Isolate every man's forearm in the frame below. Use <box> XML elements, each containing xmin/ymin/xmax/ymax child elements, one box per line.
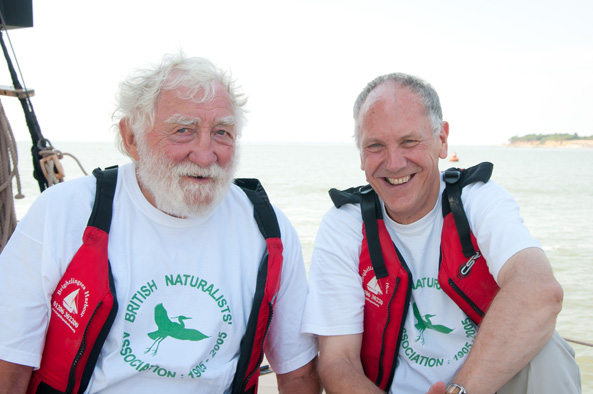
<box><xmin>450</xmin><ymin>249</ymin><xmax>562</xmax><ymax>393</ymax></box>
<box><xmin>319</xmin><ymin>358</ymin><xmax>383</xmax><ymax>394</ymax></box>
<box><xmin>0</xmin><ymin>360</ymin><xmax>33</xmax><ymax>394</ymax></box>
<box><xmin>318</xmin><ymin>334</ymin><xmax>384</xmax><ymax>393</ymax></box>
<box><xmin>277</xmin><ymin>357</ymin><xmax>322</xmax><ymax>394</ymax></box>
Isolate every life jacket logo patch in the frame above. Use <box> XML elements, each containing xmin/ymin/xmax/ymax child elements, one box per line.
<box><xmin>51</xmin><ymin>277</ymin><xmax>91</xmax><ymax>333</ymax></box>
<box><xmin>361</xmin><ymin>270</ymin><xmax>389</xmax><ymax>308</ymax></box>
<box><xmin>63</xmin><ymin>288</ymin><xmax>80</xmax><ymax>314</ymax></box>
<box><xmin>366</xmin><ymin>276</ymin><xmax>383</xmax><ymax>296</ymax></box>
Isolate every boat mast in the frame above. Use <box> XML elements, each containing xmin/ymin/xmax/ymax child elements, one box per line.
<box><xmin>0</xmin><ymin>1</ymin><xmax>51</xmax><ymax>192</ymax></box>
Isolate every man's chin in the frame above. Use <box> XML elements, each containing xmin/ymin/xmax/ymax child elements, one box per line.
<box><xmin>158</xmin><ymin>181</ymin><xmax>232</xmax><ymax>218</ymax></box>
<box><xmin>156</xmin><ymin>199</ymin><xmax>216</xmax><ymax>218</ymax></box>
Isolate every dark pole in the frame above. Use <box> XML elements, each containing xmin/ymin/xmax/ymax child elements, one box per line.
<box><xmin>0</xmin><ymin>28</ymin><xmax>48</xmax><ymax>191</ymax></box>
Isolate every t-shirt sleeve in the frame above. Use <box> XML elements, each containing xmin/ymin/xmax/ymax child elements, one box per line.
<box><xmin>0</xmin><ymin>178</ymin><xmax>94</xmax><ymax>368</ymax></box>
<box><xmin>464</xmin><ymin>180</ymin><xmax>542</xmax><ymax>282</ymax></box>
<box><xmin>0</xmin><ymin>190</ymin><xmax>58</xmax><ymax>368</ymax></box>
<box><xmin>301</xmin><ymin>204</ymin><xmax>366</xmax><ymax>336</ymax></box>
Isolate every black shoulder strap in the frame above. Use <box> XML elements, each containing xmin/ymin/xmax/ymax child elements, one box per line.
<box><xmin>442</xmin><ymin>162</ymin><xmax>493</xmax><ymax>257</ymax></box>
<box><xmin>329</xmin><ymin>184</ymin><xmax>389</xmax><ymax>278</ymax></box>
<box><xmin>89</xmin><ymin>166</ymin><xmax>118</xmax><ymax>233</ymax></box>
<box><xmin>233</xmin><ymin>178</ymin><xmax>280</xmax><ymax>239</ymax></box>
<box><xmin>231</xmin><ymin>178</ymin><xmax>281</xmax><ymax>394</ymax></box>
<box><xmin>360</xmin><ymin>188</ymin><xmax>389</xmax><ymax>279</ymax></box>
<box><xmin>329</xmin><ymin>185</ymin><xmax>366</xmax><ymax>208</ymax></box>
<box><xmin>79</xmin><ymin>166</ymin><xmax>119</xmax><ymax>392</ymax></box>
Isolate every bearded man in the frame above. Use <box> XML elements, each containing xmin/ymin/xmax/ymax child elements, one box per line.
<box><xmin>0</xmin><ymin>54</ymin><xmax>320</xmax><ymax>394</ymax></box>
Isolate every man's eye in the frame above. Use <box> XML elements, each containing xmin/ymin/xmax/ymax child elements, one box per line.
<box><xmin>177</xmin><ymin>127</ymin><xmax>190</xmax><ymax>134</ymax></box>
<box><xmin>216</xmin><ymin>129</ymin><xmax>229</xmax><ymax>136</ymax></box>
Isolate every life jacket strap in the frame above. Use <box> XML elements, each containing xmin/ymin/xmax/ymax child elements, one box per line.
<box><xmin>88</xmin><ymin>166</ymin><xmax>118</xmax><ymax>233</ymax></box>
<box><xmin>442</xmin><ymin>162</ymin><xmax>493</xmax><ymax>258</ymax></box>
<box><xmin>360</xmin><ymin>188</ymin><xmax>389</xmax><ymax>279</ymax></box>
<box><xmin>230</xmin><ymin>178</ymin><xmax>283</xmax><ymax>394</ymax></box>
<box><xmin>234</xmin><ymin>178</ymin><xmax>281</xmax><ymax>239</ymax></box>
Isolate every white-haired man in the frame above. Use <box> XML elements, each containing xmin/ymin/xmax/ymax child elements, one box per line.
<box><xmin>302</xmin><ymin>73</ymin><xmax>580</xmax><ymax>393</ymax></box>
<box><xmin>0</xmin><ymin>54</ymin><xmax>320</xmax><ymax>394</ymax></box>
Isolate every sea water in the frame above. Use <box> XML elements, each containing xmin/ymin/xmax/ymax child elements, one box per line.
<box><xmin>10</xmin><ymin>141</ymin><xmax>593</xmax><ymax>390</ymax></box>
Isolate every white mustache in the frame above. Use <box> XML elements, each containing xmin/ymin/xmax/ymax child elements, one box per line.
<box><xmin>172</xmin><ymin>162</ymin><xmax>226</xmax><ymax>179</ymax></box>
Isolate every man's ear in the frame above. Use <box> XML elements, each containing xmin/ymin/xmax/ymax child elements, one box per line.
<box><xmin>119</xmin><ymin>118</ymin><xmax>140</xmax><ymax>161</ymax></box>
<box><xmin>438</xmin><ymin>121</ymin><xmax>449</xmax><ymax>160</ymax></box>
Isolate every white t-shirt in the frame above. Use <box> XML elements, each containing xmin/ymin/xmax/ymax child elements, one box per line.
<box><xmin>302</xmin><ymin>175</ymin><xmax>541</xmax><ymax>394</ymax></box>
<box><xmin>0</xmin><ymin>163</ymin><xmax>317</xmax><ymax>393</ymax></box>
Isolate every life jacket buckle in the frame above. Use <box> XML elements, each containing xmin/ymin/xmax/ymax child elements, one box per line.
<box><xmin>443</xmin><ymin>168</ymin><xmax>461</xmax><ymax>184</ymax></box>
<box><xmin>360</xmin><ymin>185</ymin><xmax>374</xmax><ymax>195</ymax></box>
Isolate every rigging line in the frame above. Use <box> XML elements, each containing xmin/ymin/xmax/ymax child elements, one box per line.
<box><xmin>0</xmin><ymin>10</ymin><xmax>36</xmax><ymax>118</ymax></box>
<box><xmin>564</xmin><ymin>337</ymin><xmax>593</xmax><ymax>348</ymax></box>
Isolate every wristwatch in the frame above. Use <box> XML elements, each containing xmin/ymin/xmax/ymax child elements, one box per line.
<box><xmin>445</xmin><ymin>383</ymin><xmax>467</xmax><ymax>394</ymax></box>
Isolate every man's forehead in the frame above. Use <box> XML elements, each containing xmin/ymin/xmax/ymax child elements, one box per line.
<box><xmin>360</xmin><ymin>83</ymin><xmax>427</xmax><ymax>126</ymax></box>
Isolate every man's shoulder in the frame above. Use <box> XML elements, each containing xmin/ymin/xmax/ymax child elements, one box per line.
<box><xmin>315</xmin><ymin>202</ymin><xmax>363</xmax><ymax>243</ymax></box>
<box><xmin>460</xmin><ymin>178</ymin><xmax>512</xmax><ymax>208</ymax></box>
<box><xmin>31</xmin><ymin>173</ymin><xmax>96</xmax><ymax>212</ymax></box>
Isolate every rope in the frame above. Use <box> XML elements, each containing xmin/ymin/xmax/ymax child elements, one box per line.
<box><xmin>564</xmin><ymin>337</ymin><xmax>593</xmax><ymax>348</ymax></box>
<box><xmin>0</xmin><ymin>98</ymin><xmax>23</xmax><ymax>252</ymax></box>
<box><xmin>61</xmin><ymin>152</ymin><xmax>88</xmax><ymax>176</ymax></box>
<box><xmin>38</xmin><ymin>148</ymin><xmax>88</xmax><ymax>184</ymax></box>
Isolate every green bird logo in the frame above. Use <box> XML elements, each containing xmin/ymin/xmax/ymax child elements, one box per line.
<box><xmin>412</xmin><ymin>302</ymin><xmax>454</xmax><ymax>345</ymax></box>
<box><xmin>145</xmin><ymin>303</ymin><xmax>209</xmax><ymax>356</ymax></box>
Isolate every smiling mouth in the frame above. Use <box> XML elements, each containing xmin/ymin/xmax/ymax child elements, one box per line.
<box><xmin>385</xmin><ymin>175</ymin><xmax>411</xmax><ymax>185</ymax></box>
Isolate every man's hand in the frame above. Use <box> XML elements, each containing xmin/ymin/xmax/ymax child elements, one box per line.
<box><xmin>426</xmin><ymin>381</ymin><xmax>447</xmax><ymax>394</ymax></box>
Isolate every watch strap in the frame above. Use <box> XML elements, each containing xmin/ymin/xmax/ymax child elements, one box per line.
<box><xmin>446</xmin><ymin>383</ymin><xmax>467</xmax><ymax>394</ymax></box>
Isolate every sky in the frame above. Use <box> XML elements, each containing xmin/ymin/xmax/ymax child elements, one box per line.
<box><xmin>0</xmin><ymin>0</ymin><xmax>592</xmax><ymax>147</ymax></box>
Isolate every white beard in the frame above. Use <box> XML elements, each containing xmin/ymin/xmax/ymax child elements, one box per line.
<box><xmin>135</xmin><ymin>140</ymin><xmax>237</xmax><ymax>218</ymax></box>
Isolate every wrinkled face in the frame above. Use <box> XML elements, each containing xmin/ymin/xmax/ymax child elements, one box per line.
<box><xmin>359</xmin><ymin>82</ymin><xmax>448</xmax><ymax>224</ymax></box>
<box><xmin>122</xmin><ymin>83</ymin><xmax>238</xmax><ymax>217</ymax></box>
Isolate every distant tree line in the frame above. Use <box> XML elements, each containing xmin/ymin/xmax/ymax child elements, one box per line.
<box><xmin>509</xmin><ymin>133</ymin><xmax>593</xmax><ymax>143</ymax></box>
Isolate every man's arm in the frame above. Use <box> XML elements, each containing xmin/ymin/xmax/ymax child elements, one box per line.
<box><xmin>434</xmin><ymin>247</ymin><xmax>563</xmax><ymax>394</ymax></box>
<box><xmin>276</xmin><ymin>356</ymin><xmax>322</xmax><ymax>394</ymax></box>
<box><xmin>318</xmin><ymin>334</ymin><xmax>383</xmax><ymax>394</ymax></box>
<box><xmin>0</xmin><ymin>360</ymin><xmax>33</xmax><ymax>394</ymax></box>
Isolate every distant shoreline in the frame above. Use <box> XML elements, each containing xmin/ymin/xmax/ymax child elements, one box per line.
<box><xmin>506</xmin><ymin>140</ymin><xmax>593</xmax><ymax>148</ymax></box>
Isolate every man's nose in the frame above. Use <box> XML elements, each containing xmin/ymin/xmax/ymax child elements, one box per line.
<box><xmin>385</xmin><ymin>145</ymin><xmax>406</xmax><ymax>170</ymax></box>
<box><xmin>188</xmin><ymin>131</ymin><xmax>216</xmax><ymax>167</ymax></box>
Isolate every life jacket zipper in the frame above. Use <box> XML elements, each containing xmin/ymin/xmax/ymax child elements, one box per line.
<box><xmin>241</xmin><ymin>301</ymin><xmax>274</xmax><ymax>393</ymax></box>
<box><xmin>447</xmin><ymin>279</ymin><xmax>484</xmax><ymax>321</ymax></box>
<box><xmin>375</xmin><ymin>277</ymin><xmax>399</xmax><ymax>387</ymax></box>
<box><xmin>65</xmin><ymin>301</ymin><xmax>102</xmax><ymax>394</ymax></box>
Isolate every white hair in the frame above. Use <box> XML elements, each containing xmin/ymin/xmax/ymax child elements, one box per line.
<box><xmin>353</xmin><ymin>73</ymin><xmax>443</xmax><ymax>148</ymax></box>
<box><xmin>113</xmin><ymin>53</ymin><xmax>247</xmax><ymax>157</ymax></box>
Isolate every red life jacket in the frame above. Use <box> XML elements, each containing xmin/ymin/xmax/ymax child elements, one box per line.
<box><xmin>28</xmin><ymin>168</ymin><xmax>283</xmax><ymax>394</ymax></box>
<box><xmin>329</xmin><ymin>162</ymin><xmax>500</xmax><ymax>391</ymax></box>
